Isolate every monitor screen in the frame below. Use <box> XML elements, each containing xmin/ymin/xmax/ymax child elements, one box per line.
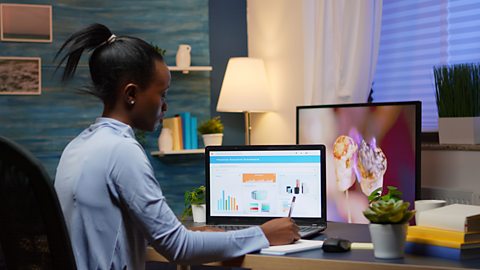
<box><xmin>207</xmin><ymin>149</ymin><xmax>323</xmax><ymax>218</ymax></box>
<box><xmin>205</xmin><ymin>145</ymin><xmax>327</xmax><ymax>227</ymax></box>
<box><xmin>296</xmin><ymin>101</ymin><xmax>421</xmax><ymax>224</ymax></box>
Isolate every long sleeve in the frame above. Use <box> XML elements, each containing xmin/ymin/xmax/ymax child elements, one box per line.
<box><xmin>110</xmin><ymin>140</ymin><xmax>270</xmax><ymax>264</ymax></box>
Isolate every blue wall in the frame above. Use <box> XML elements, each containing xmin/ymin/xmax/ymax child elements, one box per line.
<box><xmin>0</xmin><ymin>0</ymin><xmax>213</xmax><ymax>214</ymax></box>
<box><xmin>209</xmin><ymin>0</ymin><xmax>248</xmax><ymax>145</ymax></box>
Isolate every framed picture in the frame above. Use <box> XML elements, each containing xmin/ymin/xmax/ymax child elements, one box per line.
<box><xmin>0</xmin><ymin>4</ymin><xmax>52</xmax><ymax>42</ymax></box>
<box><xmin>0</xmin><ymin>57</ymin><xmax>41</xmax><ymax>95</ymax></box>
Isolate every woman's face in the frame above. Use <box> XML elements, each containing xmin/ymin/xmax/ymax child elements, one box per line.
<box><xmin>132</xmin><ymin>60</ymin><xmax>171</xmax><ymax>131</ymax></box>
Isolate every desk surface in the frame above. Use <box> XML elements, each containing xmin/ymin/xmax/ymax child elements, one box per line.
<box><xmin>146</xmin><ymin>222</ymin><xmax>480</xmax><ymax>270</ymax></box>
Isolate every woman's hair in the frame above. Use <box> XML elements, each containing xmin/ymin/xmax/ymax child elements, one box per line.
<box><xmin>55</xmin><ymin>23</ymin><xmax>164</xmax><ymax>104</ymax></box>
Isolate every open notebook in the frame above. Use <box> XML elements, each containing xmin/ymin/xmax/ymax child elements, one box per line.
<box><xmin>204</xmin><ymin>145</ymin><xmax>327</xmax><ymax>238</ymax></box>
<box><xmin>260</xmin><ymin>239</ymin><xmax>324</xmax><ymax>255</ymax></box>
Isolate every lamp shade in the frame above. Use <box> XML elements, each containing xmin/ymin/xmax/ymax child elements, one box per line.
<box><xmin>216</xmin><ymin>57</ymin><xmax>274</xmax><ymax>112</ymax></box>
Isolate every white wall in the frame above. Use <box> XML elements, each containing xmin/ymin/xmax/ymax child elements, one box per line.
<box><xmin>422</xmin><ymin>150</ymin><xmax>480</xmax><ymax>195</ymax></box>
<box><xmin>247</xmin><ymin>0</ymin><xmax>480</xmax><ymax>198</ymax></box>
<box><xmin>247</xmin><ymin>0</ymin><xmax>307</xmax><ymax>144</ymax></box>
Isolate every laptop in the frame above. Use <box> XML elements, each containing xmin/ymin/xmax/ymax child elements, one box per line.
<box><xmin>205</xmin><ymin>144</ymin><xmax>327</xmax><ymax>238</ymax></box>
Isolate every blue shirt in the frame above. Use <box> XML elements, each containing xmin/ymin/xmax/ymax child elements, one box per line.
<box><xmin>55</xmin><ymin>118</ymin><xmax>269</xmax><ymax>270</ymax></box>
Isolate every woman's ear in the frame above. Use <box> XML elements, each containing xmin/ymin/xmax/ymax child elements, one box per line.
<box><xmin>123</xmin><ymin>83</ymin><xmax>139</xmax><ymax>106</ymax></box>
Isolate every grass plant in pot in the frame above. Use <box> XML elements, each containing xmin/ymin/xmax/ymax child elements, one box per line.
<box><xmin>363</xmin><ymin>186</ymin><xmax>415</xmax><ymax>259</ymax></box>
<box><xmin>198</xmin><ymin>116</ymin><xmax>224</xmax><ymax>146</ymax></box>
<box><xmin>182</xmin><ymin>185</ymin><xmax>206</xmax><ymax>223</ymax></box>
<box><xmin>434</xmin><ymin>63</ymin><xmax>480</xmax><ymax>144</ymax></box>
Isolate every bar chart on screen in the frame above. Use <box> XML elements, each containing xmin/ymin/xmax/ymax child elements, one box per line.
<box><xmin>217</xmin><ymin>190</ymin><xmax>239</xmax><ymax>212</ymax></box>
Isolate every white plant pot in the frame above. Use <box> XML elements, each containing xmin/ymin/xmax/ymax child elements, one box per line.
<box><xmin>202</xmin><ymin>133</ymin><xmax>223</xmax><ymax>146</ymax></box>
<box><xmin>192</xmin><ymin>204</ymin><xmax>206</xmax><ymax>223</ymax></box>
<box><xmin>438</xmin><ymin>117</ymin><xmax>480</xmax><ymax>144</ymax></box>
<box><xmin>369</xmin><ymin>223</ymin><xmax>408</xmax><ymax>259</ymax></box>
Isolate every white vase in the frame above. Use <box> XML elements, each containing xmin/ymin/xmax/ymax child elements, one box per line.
<box><xmin>192</xmin><ymin>204</ymin><xmax>206</xmax><ymax>223</ymax></box>
<box><xmin>176</xmin><ymin>44</ymin><xmax>191</xmax><ymax>68</ymax></box>
<box><xmin>202</xmin><ymin>133</ymin><xmax>223</xmax><ymax>146</ymax></box>
<box><xmin>369</xmin><ymin>223</ymin><xmax>408</xmax><ymax>259</ymax></box>
<box><xmin>438</xmin><ymin>117</ymin><xmax>480</xmax><ymax>144</ymax></box>
<box><xmin>158</xmin><ymin>128</ymin><xmax>173</xmax><ymax>152</ymax></box>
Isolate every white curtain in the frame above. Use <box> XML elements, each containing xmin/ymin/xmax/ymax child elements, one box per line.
<box><xmin>304</xmin><ymin>0</ymin><xmax>383</xmax><ymax>105</ymax></box>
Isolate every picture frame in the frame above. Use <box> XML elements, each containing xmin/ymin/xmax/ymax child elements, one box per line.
<box><xmin>0</xmin><ymin>57</ymin><xmax>41</xmax><ymax>95</ymax></box>
<box><xmin>0</xmin><ymin>4</ymin><xmax>52</xmax><ymax>43</ymax></box>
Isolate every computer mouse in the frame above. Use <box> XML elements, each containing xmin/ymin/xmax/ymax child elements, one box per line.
<box><xmin>322</xmin><ymin>237</ymin><xmax>351</xmax><ymax>252</ymax></box>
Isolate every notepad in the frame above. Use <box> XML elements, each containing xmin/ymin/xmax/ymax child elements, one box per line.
<box><xmin>260</xmin><ymin>239</ymin><xmax>324</xmax><ymax>255</ymax></box>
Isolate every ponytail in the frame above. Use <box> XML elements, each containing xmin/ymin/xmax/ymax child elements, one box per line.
<box><xmin>55</xmin><ymin>23</ymin><xmax>163</xmax><ymax>104</ymax></box>
<box><xmin>55</xmin><ymin>24</ymin><xmax>112</xmax><ymax>81</ymax></box>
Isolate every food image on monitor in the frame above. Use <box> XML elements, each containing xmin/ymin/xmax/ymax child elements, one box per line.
<box><xmin>297</xmin><ymin>101</ymin><xmax>419</xmax><ymax>224</ymax></box>
<box><xmin>356</xmin><ymin>139</ymin><xmax>387</xmax><ymax>196</ymax></box>
<box><xmin>333</xmin><ymin>135</ymin><xmax>359</xmax><ymax>223</ymax></box>
<box><xmin>333</xmin><ymin>135</ymin><xmax>358</xmax><ymax>192</ymax></box>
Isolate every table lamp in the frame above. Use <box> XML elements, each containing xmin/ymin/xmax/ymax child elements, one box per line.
<box><xmin>216</xmin><ymin>57</ymin><xmax>274</xmax><ymax>145</ymax></box>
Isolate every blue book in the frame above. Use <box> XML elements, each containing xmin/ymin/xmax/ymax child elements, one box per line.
<box><xmin>180</xmin><ymin>112</ymin><xmax>191</xmax><ymax>149</ymax></box>
<box><xmin>191</xmin><ymin>116</ymin><xmax>198</xmax><ymax>149</ymax></box>
<box><xmin>405</xmin><ymin>242</ymin><xmax>480</xmax><ymax>260</ymax></box>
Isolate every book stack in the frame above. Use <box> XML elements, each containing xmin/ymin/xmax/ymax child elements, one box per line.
<box><xmin>405</xmin><ymin>204</ymin><xmax>480</xmax><ymax>260</ymax></box>
<box><xmin>178</xmin><ymin>112</ymin><xmax>198</xmax><ymax>150</ymax></box>
<box><xmin>162</xmin><ymin>113</ymin><xmax>198</xmax><ymax>151</ymax></box>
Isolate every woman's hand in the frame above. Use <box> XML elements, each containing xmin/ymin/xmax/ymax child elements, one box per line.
<box><xmin>260</xmin><ymin>217</ymin><xmax>300</xmax><ymax>245</ymax></box>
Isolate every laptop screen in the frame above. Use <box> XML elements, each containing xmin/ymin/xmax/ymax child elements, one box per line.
<box><xmin>205</xmin><ymin>145</ymin><xmax>326</xmax><ymax>225</ymax></box>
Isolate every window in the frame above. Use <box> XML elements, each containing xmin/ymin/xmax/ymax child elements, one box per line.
<box><xmin>373</xmin><ymin>0</ymin><xmax>480</xmax><ymax>131</ymax></box>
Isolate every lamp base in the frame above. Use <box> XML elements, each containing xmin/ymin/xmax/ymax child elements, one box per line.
<box><xmin>244</xmin><ymin>111</ymin><xmax>251</xmax><ymax>145</ymax></box>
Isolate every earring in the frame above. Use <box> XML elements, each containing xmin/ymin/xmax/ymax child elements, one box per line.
<box><xmin>130</xmin><ymin>100</ymin><xmax>135</xmax><ymax>105</ymax></box>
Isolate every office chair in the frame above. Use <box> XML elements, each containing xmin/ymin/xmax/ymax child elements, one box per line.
<box><xmin>0</xmin><ymin>136</ymin><xmax>77</xmax><ymax>270</ymax></box>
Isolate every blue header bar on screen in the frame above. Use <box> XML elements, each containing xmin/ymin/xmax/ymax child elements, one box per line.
<box><xmin>210</xmin><ymin>155</ymin><xmax>320</xmax><ymax>163</ymax></box>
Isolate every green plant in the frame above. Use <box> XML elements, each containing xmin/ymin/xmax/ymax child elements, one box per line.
<box><xmin>197</xmin><ymin>116</ymin><xmax>224</xmax><ymax>134</ymax></box>
<box><xmin>134</xmin><ymin>128</ymin><xmax>147</xmax><ymax>147</ymax></box>
<box><xmin>363</xmin><ymin>186</ymin><xmax>415</xmax><ymax>224</ymax></box>
<box><xmin>181</xmin><ymin>185</ymin><xmax>206</xmax><ymax>220</ymax></box>
<box><xmin>152</xmin><ymin>44</ymin><xmax>166</xmax><ymax>57</ymax></box>
<box><xmin>434</xmin><ymin>63</ymin><xmax>480</xmax><ymax>117</ymax></box>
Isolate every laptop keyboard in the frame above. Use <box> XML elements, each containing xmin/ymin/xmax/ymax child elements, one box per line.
<box><xmin>214</xmin><ymin>225</ymin><xmax>251</xmax><ymax>231</ymax></box>
<box><xmin>298</xmin><ymin>226</ymin><xmax>323</xmax><ymax>238</ymax></box>
<box><xmin>212</xmin><ymin>225</ymin><xmax>323</xmax><ymax>238</ymax></box>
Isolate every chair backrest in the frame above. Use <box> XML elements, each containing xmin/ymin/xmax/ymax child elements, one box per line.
<box><xmin>0</xmin><ymin>136</ymin><xmax>76</xmax><ymax>270</ymax></box>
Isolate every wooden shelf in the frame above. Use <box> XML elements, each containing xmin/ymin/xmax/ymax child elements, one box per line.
<box><xmin>151</xmin><ymin>149</ymin><xmax>204</xmax><ymax>156</ymax></box>
<box><xmin>167</xmin><ymin>66</ymin><xmax>212</xmax><ymax>74</ymax></box>
<box><xmin>422</xmin><ymin>143</ymin><xmax>480</xmax><ymax>151</ymax></box>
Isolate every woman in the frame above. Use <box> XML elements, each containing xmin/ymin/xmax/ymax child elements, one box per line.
<box><xmin>54</xmin><ymin>24</ymin><xmax>299</xmax><ymax>270</ymax></box>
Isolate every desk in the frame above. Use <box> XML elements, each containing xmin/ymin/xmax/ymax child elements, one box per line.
<box><xmin>146</xmin><ymin>222</ymin><xmax>480</xmax><ymax>270</ymax></box>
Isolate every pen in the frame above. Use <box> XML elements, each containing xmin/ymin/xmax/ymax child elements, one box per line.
<box><xmin>288</xmin><ymin>196</ymin><xmax>296</xmax><ymax>217</ymax></box>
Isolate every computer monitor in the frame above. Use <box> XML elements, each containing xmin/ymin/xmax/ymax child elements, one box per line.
<box><xmin>296</xmin><ymin>101</ymin><xmax>421</xmax><ymax>224</ymax></box>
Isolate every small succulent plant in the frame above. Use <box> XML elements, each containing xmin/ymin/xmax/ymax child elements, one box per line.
<box><xmin>197</xmin><ymin>116</ymin><xmax>224</xmax><ymax>134</ymax></box>
<box><xmin>363</xmin><ymin>186</ymin><xmax>415</xmax><ymax>224</ymax></box>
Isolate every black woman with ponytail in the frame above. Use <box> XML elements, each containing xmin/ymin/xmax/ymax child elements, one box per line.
<box><xmin>54</xmin><ymin>24</ymin><xmax>299</xmax><ymax>270</ymax></box>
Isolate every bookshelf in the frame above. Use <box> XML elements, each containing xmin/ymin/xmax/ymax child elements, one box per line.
<box><xmin>151</xmin><ymin>149</ymin><xmax>204</xmax><ymax>157</ymax></box>
<box><xmin>152</xmin><ymin>65</ymin><xmax>212</xmax><ymax>157</ymax></box>
<box><xmin>167</xmin><ymin>66</ymin><xmax>212</xmax><ymax>74</ymax></box>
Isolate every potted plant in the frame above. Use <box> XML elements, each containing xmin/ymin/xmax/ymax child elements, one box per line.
<box><xmin>434</xmin><ymin>63</ymin><xmax>480</xmax><ymax>144</ymax></box>
<box><xmin>363</xmin><ymin>186</ymin><xmax>415</xmax><ymax>259</ymax></box>
<box><xmin>197</xmin><ymin>116</ymin><xmax>224</xmax><ymax>146</ymax></box>
<box><xmin>152</xmin><ymin>44</ymin><xmax>166</xmax><ymax>56</ymax></box>
<box><xmin>182</xmin><ymin>185</ymin><xmax>206</xmax><ymax>223</ymax></box>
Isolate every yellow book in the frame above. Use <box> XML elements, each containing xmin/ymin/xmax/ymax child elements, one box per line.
<box><xmin>162</xmin><ymin>117</ymin><xmax>183</xmax><ymax>150</ymax></box>
<box><xmin>408</xmin><ymin>226</ymin><xmax>480</xmax><ymax>243</ymax></box>
<box><xmin>173</xmin><ymin>116</ymin><xmax>184</xmax><ymax>150</ymax></box>
<box><xmin>406</xmin><ymin>236</ymin><xmax>480</xmax><ymax>249</ymax></box>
